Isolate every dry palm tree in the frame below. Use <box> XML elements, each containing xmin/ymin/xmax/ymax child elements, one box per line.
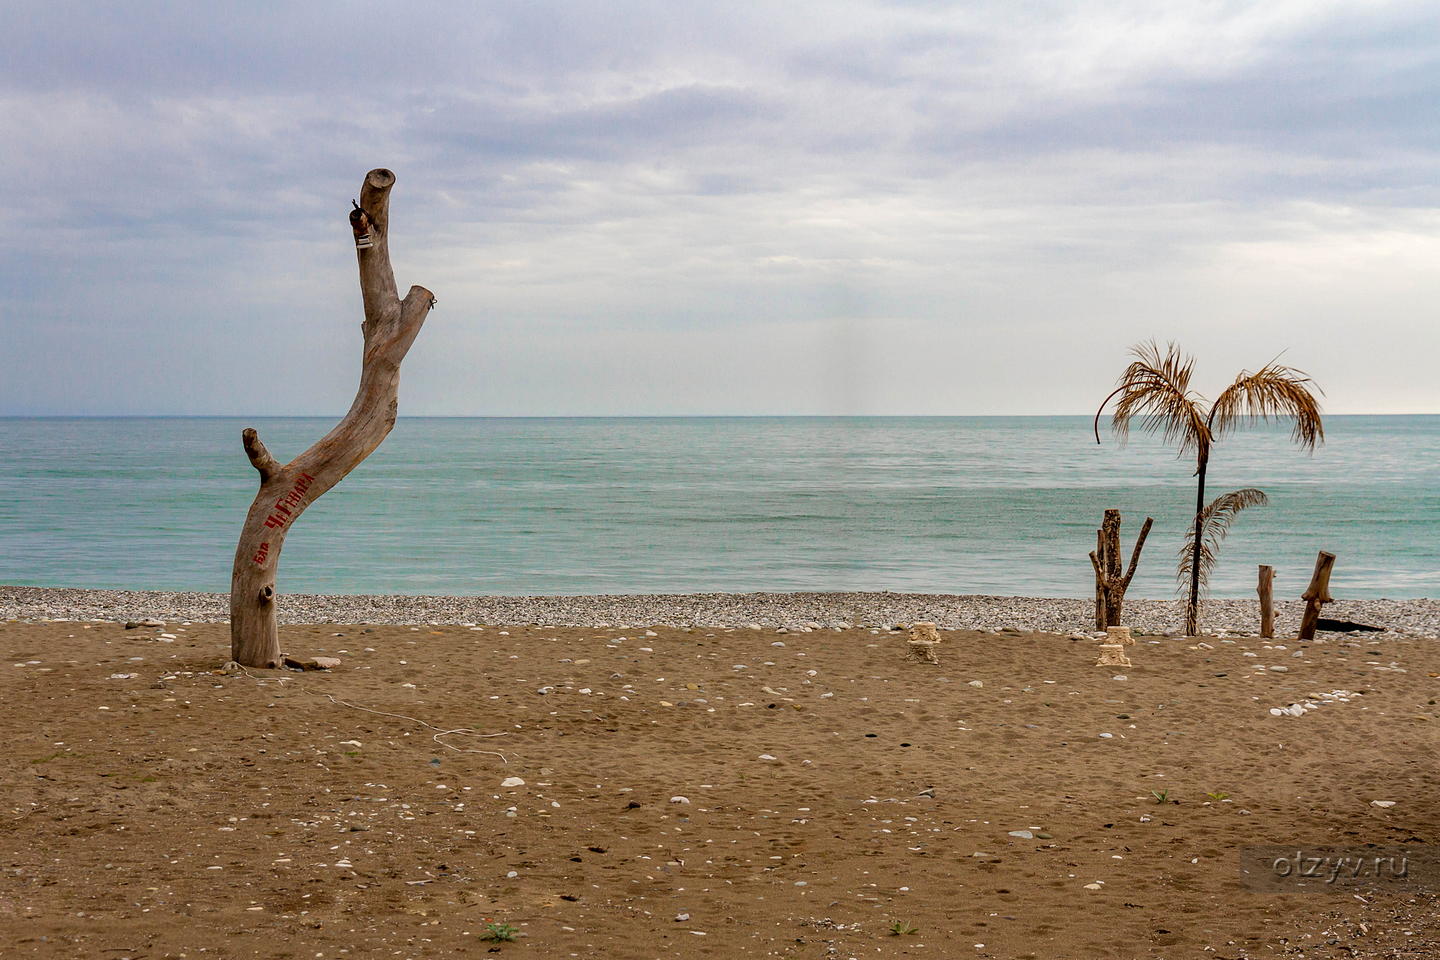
<box><xmin>1094</xmin><ymin>341</ymin><xmax>1324</xmax><ymax>635</ymax></box>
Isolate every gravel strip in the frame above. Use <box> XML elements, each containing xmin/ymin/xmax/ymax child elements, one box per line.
<box><xmin>3</xmin><ymin>585</ymin><xmax>1437</xmax><ymax>636</ymax></box>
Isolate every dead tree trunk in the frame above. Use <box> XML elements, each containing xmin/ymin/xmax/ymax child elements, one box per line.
<box><xmin>1088</xmin><ymin>509</ymin><xmax>1154</xmax><ymax>629</ymax></box>
<box><xmin>229</xmin><ymin>168</ymin><xmax>434</xmax><ymax>667</ymax></box>
<box><xmin>1257</xmin><ymin>564</ymin><xmax>1275</xmax><ymax>639</ymax></box>
<box><xmin>1297</xmin><ymin>551</ymin><xmax>1336</xmax><ymax>641</ymax></box>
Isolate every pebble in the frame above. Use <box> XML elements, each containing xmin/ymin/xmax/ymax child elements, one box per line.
<box><xmin>1372</xmin><ymin>800</ymin><xmax>1397</xmax><ymax>808</ymax></box>
<box><xmin>8</xmin><ymin>587</ymin><xmax>1432</xmax><ymax>635</ymax></box>
<box><xmin>500</xmin><ymin>777</ymin><xmax>525</xmax><ymax>788</ymax></box>
<box><xmin>1008</xmin><ymin>830</ymin><xmax>1034</xmax><ymax>839</ymax></box>
<box><xmin>968</xmin><ymin>680</ymin><xmax>984</xmax><ymax>688</ymax></box>
<box><xmin>669</xmin><ymin>796</ymin><xmax>690</xmax><ymax>804</ymax></box>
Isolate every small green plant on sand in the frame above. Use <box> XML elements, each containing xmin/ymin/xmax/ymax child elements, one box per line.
<box><xmin>889</xmin><ymin>920</ymin><xmax>919</xmax><ymax>936</ymax></box>
<box><xmin>1151</xmin><ymin>789</ymin><xmax>1171</xmax><ymax>804</ymax></box>
<box><xmin>480</xmin><ymin>920</ymin><xmax>518</xmax><ymax>942</ymax></box>
<box><xmin>1206</xmin><ymin>791</ymin><xmax>1230</xmax><ymax>802</ymax></box>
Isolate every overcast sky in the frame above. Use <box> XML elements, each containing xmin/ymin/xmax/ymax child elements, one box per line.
<box><xmin>3</xmin><ymin>0</ymin><xmax>1437</xmax><ymax>416</ymax></box>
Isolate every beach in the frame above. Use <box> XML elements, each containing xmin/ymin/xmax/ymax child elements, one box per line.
<box><xmin>6</xmin><ymin>585</ymin><xmax>1440</xmax><ymax>636</ymax></box>
<box><xmin>3</xmin><ymin>590</ymin><xmax>1438</xmax><ymax>957</ymax></box>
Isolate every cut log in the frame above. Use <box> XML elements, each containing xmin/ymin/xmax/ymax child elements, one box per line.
<box><xmin>229</xmin><ymin>168</ymin><xmax>435</xmax><ymax>667</ymax></box>
<box><xmin>1088</xmin><ymin>509</ymin><xmax>1153</xmax><ymax>629</ymax></box>
<box><xmin>1297</xmin><ymin>551</ymin><xmax>1337</xmax><ymax>641</ymax></box>
<box><xmin>1257</xmin><ymin>564</ymin><xmax>1275</xmax><ymax>639</ymax></box>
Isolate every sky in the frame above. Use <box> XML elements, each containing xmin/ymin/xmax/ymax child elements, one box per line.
<box><xmin>3</xmin><ymin>0</ymin><xmax>1438</xmax><ymax>416</ymax></box>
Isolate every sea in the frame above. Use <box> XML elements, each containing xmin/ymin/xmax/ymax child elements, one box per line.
<box><xmin>1</xmin><ymin>416</ymin><xmax>1436</xmax><ymax>600</ymax></box>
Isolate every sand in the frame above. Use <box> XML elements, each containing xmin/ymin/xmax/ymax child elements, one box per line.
<box><xmin>2</xmin><ymin>616</ymin><xmax>1438</xmax><ymax>958</ymax></box>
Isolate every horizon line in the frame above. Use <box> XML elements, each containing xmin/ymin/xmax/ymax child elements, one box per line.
<box><xmin>3</xmin><ymin>412</ymin><xmax>1437</xmax><ymax>420</ymax></box>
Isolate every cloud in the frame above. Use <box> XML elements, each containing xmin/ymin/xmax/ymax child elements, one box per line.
<box><xmin>2</xmin><ymin>0</ymin><xmax>1438</xmax><ymax>414</ymax></box>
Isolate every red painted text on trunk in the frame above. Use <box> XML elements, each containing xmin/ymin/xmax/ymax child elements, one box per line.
<box><xmin>261</xmin><ymin>473</ymin><xmax>316</xmax><ymax>530</ymax></box>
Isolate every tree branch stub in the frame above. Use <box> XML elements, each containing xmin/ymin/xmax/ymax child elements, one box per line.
<box><xmin>1091</xmin><ymin>509</ymin><xmax>1153</xmax><ymax>630</ymax></box>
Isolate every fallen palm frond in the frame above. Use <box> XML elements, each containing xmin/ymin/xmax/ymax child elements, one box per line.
<box><xmin>1178</xmin><ymin>488</ymin><xmax>1269</xmax><ymax>599</ymax></box>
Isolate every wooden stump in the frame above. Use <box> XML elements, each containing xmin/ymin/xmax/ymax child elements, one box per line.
<box><xmin>229</xmin><ymin>169</ymin><xmax>435</xmax><ymax>668</ymax></box>
<box><xmin>1089</xmin><ymin>509</ymin><xmax>1153</xmax><ymax>629</ymax></box>
<box><xmin>1257</xmin><ymin>564</ymin><xmax>1275</xmax><ymax>639</ymax></box>
<box><xmin>1297</xmin><ymin>551</ymin><xmax>1336</xmax><ymax>641</ymax></box>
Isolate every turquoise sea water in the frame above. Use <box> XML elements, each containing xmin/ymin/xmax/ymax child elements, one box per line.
<box><xmin>0</xmin><ymin>416</ymin><xmax>1435</xmax><ymax>599</ymax></box>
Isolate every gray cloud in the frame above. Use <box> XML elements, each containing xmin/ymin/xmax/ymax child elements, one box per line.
<box><xmin>2</xmin><ymin>0</ymin><xmax>1438</xmax><ymax>415</ymax></box>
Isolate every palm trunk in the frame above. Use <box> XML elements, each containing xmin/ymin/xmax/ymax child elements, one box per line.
<box><xmin>1186</xmin><ymin>459</ymin><xmax>1207</xmax><ymax>636</ymax></box>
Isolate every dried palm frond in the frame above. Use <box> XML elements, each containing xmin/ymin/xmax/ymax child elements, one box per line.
<box><xmin>1208</xmin><ymin>361</ymin><xmax>1325</xmax><ymax>450</ymax></box>
<box><xmin>1094</xmin><ymin>340</ymin><xmax>1211</xmax><ymax>459</ymax></box>
<box><xmin>1177</xmin><ymin>488</ymin><xmax>1269</xmax><ymax>598</ymax></box>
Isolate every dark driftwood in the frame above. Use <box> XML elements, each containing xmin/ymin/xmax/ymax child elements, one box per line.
<box><xmin>1297</xmin><ymin>551</ymin><xmax>1336</xmax><ymax>641</ymax></box>
<box><xmin>1257</xmin><ymin>564</ymin><xmax>1275</xmax><ymax>639</ymax></box>
<box><xmin>1088</xmin><ymin>508</ymin><xmax>1153</xmax><ymax>629</ymax></box>
<box><xmin>229</xmin><ymin>169</ymin><xmax>434</xmax><ymax>668</ymax></box>
<box><xmin>1314</xmin><ymin>618</ymin><xmax>1382</xmax><ymax>633</ymax></box>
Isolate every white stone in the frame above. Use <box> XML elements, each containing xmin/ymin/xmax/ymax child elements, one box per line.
<box><xmin>500</xmin><ymin>777</ymin><xmax>526</xmax><ymax>788</ymax></box>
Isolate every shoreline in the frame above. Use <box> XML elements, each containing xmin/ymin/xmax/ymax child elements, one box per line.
<box><xmin>4</xmin><ymin>585</ymin><xmax>1438</xmax><ymax>636</ymax></box>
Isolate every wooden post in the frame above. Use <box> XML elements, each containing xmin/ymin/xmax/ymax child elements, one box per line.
<box><xmin>1089</xmin><ymin>509</ymin><xmax>1153</xmax><ymax>629</ymax></box>
<box><xmin>229</xmin><ymin>169</ymin><xmax>435</xmax><ymax>668</ymax></box>
<box><xmin>1297</xmin><ymin>551</ymin><xmax>1336</xmax><ymax>641</ymax></box>
<box><xmin>1257</xmin><ymin>564</ymin><xmax>1275</xmax><ymax>638</ymax></box>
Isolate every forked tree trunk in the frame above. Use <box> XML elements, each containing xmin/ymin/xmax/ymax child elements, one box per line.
<box><xmin>230</xmin><ymin>168</ymin><xmax>434</xmax><ymax>667</ymax></box>
<box><xmin>1089</xmin><ymin>508</ymin><xmax>1153</xmax><ymax>629</ymax></box>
